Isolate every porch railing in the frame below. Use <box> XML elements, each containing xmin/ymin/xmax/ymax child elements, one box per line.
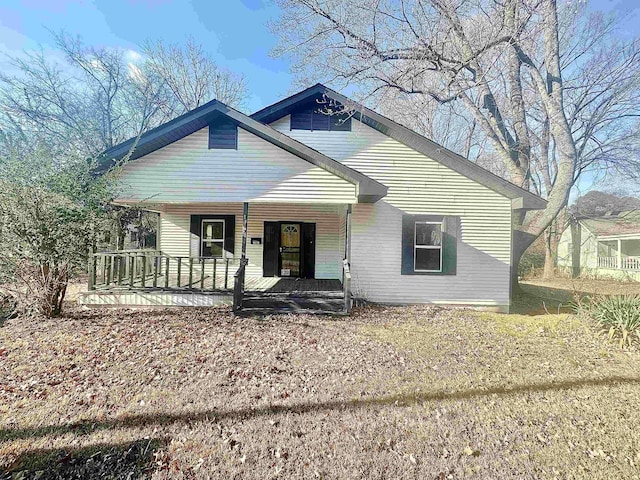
<box><xmin>232</xmin><ymin>257</ymin><xmax>249</xmax><ymax>311</ymax></box>
<box><xmin>597</xmin><ymin>256</ymin><xmax>618</xmax><ymax>269</ymax></box>
<box><xmin>88</xmin><ymin>250</ymin><xmax>240</xmax><ymax>292</ymax></box>
<box><xmin>597</xmin><ymin>256</ymin><xmax>640</xmax><ymax>270</ymax></box>
<box><xmin>622</xmin><ymin>256</ymin><xmax>640</xmax><ymax>270</ymax></box>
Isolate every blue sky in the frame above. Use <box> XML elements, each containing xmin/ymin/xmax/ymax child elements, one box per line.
<box><xmin>0</xmin><ymin>0</ymin><xmax>294</xmax><ymax>112</ymax></box>
<box><xmin>1</xmin><ymin>0</ymin><xmax>639</xmax><ymax>113</ymax></box>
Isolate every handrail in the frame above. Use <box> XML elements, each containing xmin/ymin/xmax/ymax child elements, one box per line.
<box><xmin>88</xmin><ymin>250</ymin><xmax>239</xmax><ymax>292</ymax></box>
<box><xmin>233</xmin><ymin>258</ymin><xmax>249</xmax><ymax>311</ymax></box>
<box><xmin>343</xmin><ymin>258</ymin><xmax>352</xmax><ymax>313</ymax></box>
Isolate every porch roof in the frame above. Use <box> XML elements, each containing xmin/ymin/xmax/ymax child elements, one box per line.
<box><xmin>581</xmin><ymin>210</ymin><xmax>640</xmax><ymax>239</ymax></box>
<box><xmin>98</xmin><ymin>101</ymin><xmax>388</xmax><ymax>204</ymax></box>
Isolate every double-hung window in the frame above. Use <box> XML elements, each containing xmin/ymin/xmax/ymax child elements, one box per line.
<box><xmin>414</xmin><ymin>221</ymin><xmax>442</xmax><ymax>272</ymax></box>
<box><xmin>201</xmin><ymin>220</ymin><xmax>225</xmax><ymax>258</ymax></box>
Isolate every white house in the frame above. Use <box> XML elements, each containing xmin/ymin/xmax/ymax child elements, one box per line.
<box><xmin>557</xmin><ymin>211</ymin><xmax>640</xmax><ymax>281</ymax></box>
<box><xmin>79</xmin><ymin>84</ymin><xmax>546</xmax><ymax>313</ymax></box>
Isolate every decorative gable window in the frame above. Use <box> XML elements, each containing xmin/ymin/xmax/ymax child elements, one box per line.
<box><xmin>291</xmin><ymin>106</ymin><xmax>352</xmax><ymax>132</ymax></box>
<box><xmin>401</xmin><ymin>215</ymin><xmax>459</xmax><ymax>275</ymax></box>
<box><xmin>208</xmin><ymin>120</ymin><xmax>238</xmax><ymax>149</ymax></box>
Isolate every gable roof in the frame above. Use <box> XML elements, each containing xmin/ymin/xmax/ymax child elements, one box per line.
<box><xmin>252</xmin><ymin>84</ymin><xmax>546</xmax><ymax>210</ymax></box>
<box><xmin>99</xmin><ymin>100</ymin><xmax>388</xmax><ymax>203</ymax></box>
<box><xmin>579</xmin><ymin>210</ymin><xmax>640</xmax><ymax>238</ymax></box>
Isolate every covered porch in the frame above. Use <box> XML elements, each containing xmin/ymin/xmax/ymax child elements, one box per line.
<box><xmin>597</xmin><ymin>235</ymin><xmax>640</xmax><ymax>271</ymax></box>
<box><xmin>80</xmin><ymin>201</ymin><xmax>354</xmax><ymax>314</ymax></box>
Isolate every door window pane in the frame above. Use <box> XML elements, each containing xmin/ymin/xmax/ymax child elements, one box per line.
<box><xmin>202</xmin><ymin>241</ymin><xmax>223</xmax><ymax>258</ymax></box>
<box><xmin>203</xmin><ymin>221</ymin><xmax>224</xmax><ymax>240</ymax></box>
<box><xmin>201</xmin><ymin>220</ymin><xmax>225</xmax><ymax>257</ymax></box>
<box><xmin>280</xmin><ymin>223</ymin><xmax>301</xmax><ymax>277</ymax></box>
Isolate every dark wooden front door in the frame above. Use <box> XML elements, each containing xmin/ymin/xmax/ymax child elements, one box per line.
<box><xmin>262</xmin><ymin>221</ymin><xmax>315</xmax><ymax>278</ymax></box>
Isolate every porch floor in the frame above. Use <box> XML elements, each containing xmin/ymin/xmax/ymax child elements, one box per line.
<box><xmin>244</xmin><ymin>278</ymin><xmax>343</xmax><ymax>295</ymax></box>
<box><xmin>94</xmin><ymin>274</ymin><xmax>342</xmax><ymax>294</ymax></box>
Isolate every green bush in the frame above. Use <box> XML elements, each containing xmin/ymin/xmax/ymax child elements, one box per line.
<box><xmin>519</xmin><ymin>250</ymin><xmax>545</xmax><ymax>278</ymax></box>
<box><xmin>575</xmin><ymin>295</ymin><xmax>640</xmax><ymax>347</ymax></box>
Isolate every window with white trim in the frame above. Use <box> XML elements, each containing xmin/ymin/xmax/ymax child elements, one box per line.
<box><xmin>414</xmin><ymin>221</ymin><xmax>442</xmax><ymax>272</ymax></box>
<box><xmin>201</xmin><ymin>219</ymin><xmax>225</xmax><ymax>258</ymax></box>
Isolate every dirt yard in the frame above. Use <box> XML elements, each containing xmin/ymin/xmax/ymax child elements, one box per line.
<box><xmin>1</xmin><ymin>306</ymin><xmax>639</xmax><ymax>479</ymax></box>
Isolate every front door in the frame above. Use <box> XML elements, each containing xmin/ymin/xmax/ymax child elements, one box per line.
<box><xmin>279</xmin><ymin>223</ymin><xmax>301</xmax><ymax>277</ymax></box>
<box><xmin>263</xmin><ymin>221</ymin><xmax>316</xmax><ymax>278</ymax></box>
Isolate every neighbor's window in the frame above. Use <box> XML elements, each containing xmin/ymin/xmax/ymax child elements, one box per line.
<box><xmin>414</xmin><ymin>221</ymin><xmax>442</xmax><ymax>272</ymax></box>
<box><xmin>201</xmin><ymin>219</ymin><xmax>225</xmax><ymax>257</ymax></box>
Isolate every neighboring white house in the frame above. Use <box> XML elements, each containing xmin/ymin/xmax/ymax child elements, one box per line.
<box><xmin>79</xmin><ymin>84</ymin><xmax>546</xmax><ymax>313</ymax></box>
<box><xmin>557</xmin><ymin>210</ymin><xmax>640</xmax><ymax>281</ymax></box>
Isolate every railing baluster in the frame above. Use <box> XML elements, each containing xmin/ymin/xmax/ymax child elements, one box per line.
<box><xmin>118</xmin><ymin>255</ymin><xmax>124</xmax><ymax>286</ymax></box>
<box><xmin>165</xmin><ymin>257</ymin><xmax>170</xmax><ymax>288</ymax></box>
<box><xmin>177</xmin><ymin>257</ymin><xmax>182</xmax><ymax>288</ymax></box>
<box><xmin>153</xmin><ymin>256</ymin><xmax>158</xmax><ymax>288</ymax></box>
<box><xmin>106</xmin><ymin>255</ymin><xmax>113</xmax><ymax>286</ymax></box>
<box><xmin>200</xmin><ymin>258</ymin><xmax>206</xmax><ymax>289</ymax></box>
<box><xmin>212</xmin><ymin>258</ymin><xmax>217</xmax><ymax>290</ymax></box>
<box><xmin>129</xmin><ymin>254</ymin><xmax>134</xmax><ymax>288</ymax></box>
<box><xmin>88</xmin><ymin>252</ymin><xmax>96</xmax><ymax>291</ymax></box>
<box><xmin>141</xmin><ymin>255</ymin><xmax>146</xmax><ymax>287</ymax></box>
<box><xmin>224</xmin><ymin>258</ymin><xmax>229</xmax><ymax>290</ymax></box>
<box><xmin>188</xmin><ymin>258</ymin><xmax>194</xmax><ymax>288</ymax></box>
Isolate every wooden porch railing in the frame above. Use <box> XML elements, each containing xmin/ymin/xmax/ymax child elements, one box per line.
<box><xmin>343</xmin><ymin>258</ymin><xmax>352</xmax><ymax>313</ymax></box>
<box><xmin>232</xmin><ymin>257</ymin><xmax>249</xmax><ymax>311</ymax></box>
<box><xmin>89</xmin><ymin>250</ymin><xmax>239</xmax><ymax>292</ymax></box>
<box><xmin>597</xmin><ymin>256</ymin><xmax>640</xmax><ymax>270</ymax></box>
<box><xmin>597</xmin><ymin>256</ymin><xmax>618</xmax><ymax>269</ymax></box>
<box><xmin>622</xmin><ymin>256</ymin><xmax>640</xmax><ymax>270</ymax></box>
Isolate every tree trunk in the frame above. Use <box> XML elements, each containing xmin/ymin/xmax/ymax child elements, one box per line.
<box><xmin>542</xmin><ymin>227</ymin><xmax>555</xmax><ymax>279</ymax></box>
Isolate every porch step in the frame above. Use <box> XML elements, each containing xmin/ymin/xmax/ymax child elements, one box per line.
<box><xmin>241</xmin><ymin>293</ymin><xmax>345</xmax><ymax>315</ymax></box>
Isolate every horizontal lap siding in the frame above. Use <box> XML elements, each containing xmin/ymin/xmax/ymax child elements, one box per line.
<box><xmin>271</xmin><ymin>116</ymin><xmax>512</xmax><ymax>307</ymax></box>
<box><xmin>117</xmin><ymin>127</ymin><xmax>356</xmax><ymax>204</ymax></box>
<box><xmin>160</xmin><ymin>203</ymin><xmax>345</xmax><ymax>280</ymax></box>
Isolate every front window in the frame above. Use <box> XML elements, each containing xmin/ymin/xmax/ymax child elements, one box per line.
<box><xmin>202</xmin><ymin>220</ymin><xmax>225</xmax><ymax>257</ymax></box>
<box><xmin>414</xmin><ymin>221</ymin><xmax>442</xmax><ymax>272</ymax></box>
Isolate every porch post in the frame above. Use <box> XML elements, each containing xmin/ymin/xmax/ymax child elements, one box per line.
<box><xmin>617</xmin><ymin>239</ymin><xmax>622</xmax><ymax>269</ymax></box>
<box><xmin>241</xmin><ymin>202</ymin><xmax>249</xmax><ymax>259</ymax></box>
<box><xmin>344</xmin><ymin>204</ymin><xmax>352</xmax><ymax>263</ymax></box>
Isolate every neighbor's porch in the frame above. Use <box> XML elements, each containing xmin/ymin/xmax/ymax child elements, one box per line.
<box><xmin>597</xmin><ymin>235</ymin><xmax>640</xmax><ymax>271</ymax></box>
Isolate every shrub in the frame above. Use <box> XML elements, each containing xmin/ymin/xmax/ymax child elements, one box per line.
<box><xmin>518</xmin><ymin>249</ymin><xmax>545</xmax><ymax>279</ymax></box>
<box><xmin>0</xmin><ymin>144</ymin><xmax>114</xmax><ymax>317</ymax></box>
<box><xmin>574</xmin><ymin>295</ymin><xmax>640</xmax><ymax>347</ymax></box>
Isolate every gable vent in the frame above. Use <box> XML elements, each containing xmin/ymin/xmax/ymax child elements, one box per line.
<box><xmin>209</xmin><ymin>120</ymin><xmax>238</xmax><ymax>149</ymax></box>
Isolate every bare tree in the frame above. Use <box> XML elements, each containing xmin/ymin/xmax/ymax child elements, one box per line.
<box><xmin>143</xmin><ymin>38</ymin><xmax>248</xmax><ymax>113</ymax></box>
<box><xmin>0</xmin><ymin>33</ymin><xmax>167</xmax><ymax>156</ymax></box>
<box><xmin>273</xmin><ymin>0</ymin><xmax>640</xmax><ymax>283</ymax></box>
<box><xmin>0</xmin><ymin>33</ymin><xmax>249</xmax><ymax>157</ymax></box>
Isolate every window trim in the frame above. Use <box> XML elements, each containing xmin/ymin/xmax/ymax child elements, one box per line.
<box><xmin>201</xmin><ymin>219</ymin><xmax>225</xmax><ymax>258</ymax></box>
<box><xmin>413</xmin><ymin>221</ymin><xmax>443</xmax><ymax>273</ymax></box>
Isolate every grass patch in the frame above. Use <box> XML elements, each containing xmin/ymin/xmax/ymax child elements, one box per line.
<box><xmin>477</xmin><ymin>312</ymin><xmax>583</xmax><ymax>338</ymax></box>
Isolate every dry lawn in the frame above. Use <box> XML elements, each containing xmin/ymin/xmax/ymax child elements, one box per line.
<box><xmin>1</xmin><ymin>306</ymin><xmax>640</xmax><ymax>479</ymax></box>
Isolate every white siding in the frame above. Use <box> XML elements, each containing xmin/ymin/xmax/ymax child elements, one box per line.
<box><xmin>117</xmin><ymin>127</ymin><xmax>356</xmax><ymax>204</ymax></box>
<box><xmin>271</xmin><ymin>115</ymin><xmax>513</xmax><ymax>308</ymax></box>
<box><xmin>160</xmin><ymin>203</ymin><xmax>346</xmax><ymax>280</ymax></box>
